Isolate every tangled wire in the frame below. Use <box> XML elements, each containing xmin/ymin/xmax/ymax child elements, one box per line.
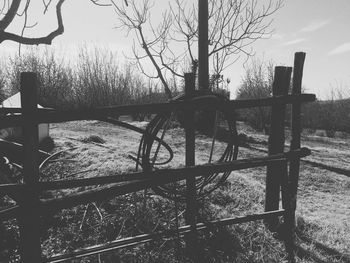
<box><xmin>131</xmin><ymin>90</ymin><xmax>240</xmax><ymax>201</ymax></box>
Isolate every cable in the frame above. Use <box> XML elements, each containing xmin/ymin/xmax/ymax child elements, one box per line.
<box><xmin>135</xmin><ymin>90</ymin><xmax>239</xmax><ymax>201</ymax></box>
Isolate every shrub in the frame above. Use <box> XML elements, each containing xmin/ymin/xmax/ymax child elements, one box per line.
<box><xmin>0</xmin><ymin>61</ymin><xmax>8</xmax><ymax>103</ymax></box>
<box><xmin>236</xmin><ymin>59</ymin><xmax>273</xmax><ymax>133</ymax></box>
<box><xmin>4</xmin><ymin>47</ymin><xmax>169</xmax><ymax>111</ymax></box>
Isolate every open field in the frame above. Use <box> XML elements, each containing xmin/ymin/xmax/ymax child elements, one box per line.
<box><xmin>2</xmin><ymin>118</ymin><xmax>350</xmax><ymax>262</ymax></box>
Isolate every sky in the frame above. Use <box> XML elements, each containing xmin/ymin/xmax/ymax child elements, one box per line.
<box><xmin>1</xmin><ymin>0</ymin><xmax>350</xmax><ymax>100</ymax></box>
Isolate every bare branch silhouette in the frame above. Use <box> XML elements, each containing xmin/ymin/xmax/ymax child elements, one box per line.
<box><xmin>0</xmin><ymin>0</ymin><xmax>128</xmax><ymax>45</ymax></box>
<box><xmin>112</xmin><ymin>0</ymin><xmax>282</xmax><ymax>98</ymax></box>
<box><xmin>0</xmin><ymin>0</ymin><xmax>65</xmax><ymax>45</ymax></box>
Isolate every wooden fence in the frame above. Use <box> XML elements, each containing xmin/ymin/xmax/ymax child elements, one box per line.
<box><xmin>0</xmin><ymin>52</ymin><xmax>315</xmax><ymax>263</ymax></box>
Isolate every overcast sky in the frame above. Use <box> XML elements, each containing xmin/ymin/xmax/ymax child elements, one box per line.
<box><xmin>1</xmin><ymin>0</ymin><xmax>349</xmax><ymax>99</ymax></box>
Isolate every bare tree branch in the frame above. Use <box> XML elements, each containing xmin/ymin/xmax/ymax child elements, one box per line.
<box><xmin>113</xmin><ymin>0</ymin><xmax>173</xmax><ymax>98</ymax></box>
<box><xmin>0</xmin><ymin>0</ymin><xmax>65</xmax><ymax>45</ymax></box>
<box><xmin>112</xmin><ymin>0</ymin><xmax>282</xmax><ymax>96</ymax></box>
<box><xmin>0</xmin><ymin>0</ymin><xmax>128</xmax><ymax>46</ymax></box>
<box><xmin>0</xmin><ymin>0</ymin><xmax>21</xmax><ymax>31</ymax></box>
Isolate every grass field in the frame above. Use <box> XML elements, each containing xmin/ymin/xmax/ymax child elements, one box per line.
<box><xmin>2</xmin><ymin>118</ymin><xmax>350</xmax><ymax>262</ymax></box>
<box><xmin>237</xmin><ymin>122</ymin><xmax>350</xmax><ymax>263</ymax></box>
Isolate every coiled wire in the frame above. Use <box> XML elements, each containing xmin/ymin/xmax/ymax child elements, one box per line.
<box><xmin>135</xmin><ymin>91</ymin><xmax>239</xmax><ymax>201</ymax></box>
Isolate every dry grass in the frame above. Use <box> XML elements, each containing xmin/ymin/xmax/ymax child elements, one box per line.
<box><xmin>39</xmin><ymin>120</ymin><xmax>286</xmax><ymax>262</ymax></box>
<box><xmin>236</xmin><ymin>121</ymin><xmax>350</xmax><ymax>262</ymax></box>
<box><xmin>45</xmin><ymin>120</ymin><xmax>350</xmax><ymax>262</ymax></box>
<box><xmin>1</xmin><ymin>120</ymin><xmax>350</xmax><ymax>262</ymax></box>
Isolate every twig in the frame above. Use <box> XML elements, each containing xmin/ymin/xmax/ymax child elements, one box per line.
<box><xmin>64</xmin><ymin>168</ymin><xmax>98</xmax><ymax>179</ymax></box>
<box><xmin>117</xmin><ymin>219</ymin><xmax>126</xmax><ymax>239</ymax></box>
<box><xmin>79</xmin><ymin>204</ymin><xmax>90</xmax><ymax>230</ymax></box>
<box><xmin>39</xmin><ymin>147</ymin><xmax>77</xmax><ymax>170</ymax></box>
<box><xmin>66</xmin><ymin>137</ymin><xmax>113</xmax><ymax>149</ymax></box>
<box><xmin>48</xmin><ymin>158</ymin><xmax>78</xmax><ymax>163</ymax></box>
<box><xmin>92</xmin><ymin>202</ymin><xmax>103</xmax><ymax>221</ymax></box>
<box><xmin>171</xmin><ymin>209</ymin><xmax>185</xmax><ymax>222</ymax></box>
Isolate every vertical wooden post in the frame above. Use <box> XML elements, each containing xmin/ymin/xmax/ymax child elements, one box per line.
<box><xmin>18</xmin><ymin>72</ymin><xmax>42</xmax><ymax>262</ymax></box>
<box><xmin>265</xmin><ymin>66</ymin><xmax>292</xmax><ymax>229</ymax></box>
<box><xmin>184</xmin><ymin>73</ymin><xmax>198</xmax><ymax>261</ymax></box>
<box><xmin>285</xmin><ymin>52</ymin><xmax>306</xmax><ymax>262</ymax></box>
<box><xmin>198</xmin><ymin>0</ymin><xmax>209</xmax><ymax>90</ymax></box>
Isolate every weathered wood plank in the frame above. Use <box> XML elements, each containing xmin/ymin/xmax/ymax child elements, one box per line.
<box><xmin>17</xmin><ymin>72</ymin><xmax>42</xmax><ymax>263</ymax></box>
<box><xmin>285</xmin><ymin>52</ymin><xmax>306</xmax><ymax>262</ymax></box>
<box><xmin>265</xmin><ymin>66</ymin><xmax>292</xmax><ymax>229</ymax></box>
<box><xmin>38</xmin><ymin>148</ymin><xmax>311</xmax><ymax>214</ymax></box>
<box><xmin>0</xmin><ymin>94</ymin><xmax>316</xmax><ymax>128</ymax></box>
<box><xmin>184</xmin><ymin>73</ymin><xmax>199</xmax><ymax>260</ymax></box>
<box><xmin>0</xmin><ymin>148</ymin><xmax>311</xmax><ymax>198</ymax></box>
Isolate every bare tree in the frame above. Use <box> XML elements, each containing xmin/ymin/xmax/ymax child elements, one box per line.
<box><xmin>112</xmin><ymin>0</ymin><xmax>283</xmax><ymax>98</ymax></box>
<box><xmin>0</xmin><ymin>0</ymin><xmax>128</xmax><ymax>46</ymax></box>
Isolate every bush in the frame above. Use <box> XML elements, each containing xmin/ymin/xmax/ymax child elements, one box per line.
<box><xmin>236</xmin><ymin>59</ymin><xmax>273</xmax><ymax>133</ymax></box>
<box><xmin>0</xmin><ymin>61</ymin><xmax>8</xmax><ymax>103</ymax></box>
<box><xmin>4</xmin><ymin>47</ymin><xmax>169</xmax><ymax>111</ymax></box>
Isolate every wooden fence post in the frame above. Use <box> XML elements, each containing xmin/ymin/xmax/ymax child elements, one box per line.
<box><xmin>285</xmin><ymin>52</ymin><xmax>306</xmax><ymax>261</ymax></box>
<box><xmin>18</xmin><ymin>72</ymin><xmax>42</xmax><ymax>262</ymax></box>
<box><xmin>265</xmin><ymin>66</ymin><xmax>292</xmax><ymax>229</ymax></box>
<box><xmin>198</xmin><ymin>0</ymin><xmax>209</xmax><ymax>90</ymax></box>
<box><xmin>184</xmin><ymin>73</ymin><xmax>199</xmax><ymax>261</ymax></box>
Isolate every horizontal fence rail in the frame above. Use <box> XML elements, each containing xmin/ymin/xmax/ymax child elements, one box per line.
<box><xmin>0</xmin><ymin>148</ymin><xmax>311</xmax><ymax>221</ymax></box>
<box><xmin>0</xmin><ymin>148</ymin><xmax>311</xmax><ymax>195</ymax></box>
<box><xmin>0</xmin><ymin>94</ymin><xmax>315</xmax><ymax>128</ymax></box>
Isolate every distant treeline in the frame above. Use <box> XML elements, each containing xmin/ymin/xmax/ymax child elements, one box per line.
<box><xmin>236</xmin><ymin>98</ymin><xmax>350</xmax><ymax>137</ymax></box>
<box><xmin>0</xmin><ymin>48</ymin><xmax>171</xmax><ymax>115</ymax></box>
<box><xmin>302</xmin><ymin>99</ymin><xmax>350</xmax><ymax>136</ymax></box>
